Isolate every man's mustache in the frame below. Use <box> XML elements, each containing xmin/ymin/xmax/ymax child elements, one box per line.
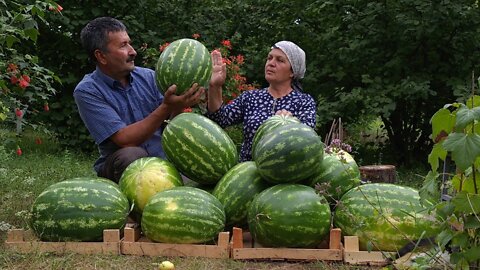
<box><xmin>127</xmin><ymin>56</ymin><xmax>136</xmax><ymax>62</ymax></box>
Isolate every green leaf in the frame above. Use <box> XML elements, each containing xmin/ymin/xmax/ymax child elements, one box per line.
<box><xmin>23</xmin><ymin>28</ymin><xmax>38</xmax><ymax>42</ymax></box>
<box><xmin>6</xmin><ymin>34</ymin><xmax>19</xmax><ymax>47</ymax></box>
<box><xmin>455</xmin><ymin>105</ymin><xmax>480</xmax><ymax>131</ymax></box>
<box><xmin>466</xmin><ymin>95</ymin><xmax>480</xmax><ymax>109</ymax></box>
<box><xmin>419</xmin><ymin>170</ymin><xmax>440</xmax><ymax>204</ymax></box>
<box><xmin>428</xmin><ymin>143</ymin><xmax>447</xmax><ymax>171</ymax></box>
<box><xmin>451</xmin><ymin>192</ymin><xmax>480</xmax><ymax>215</ymax></box>
<box><xmin>436</xmin><ymin>229</ymin><xmax>454</xmax><ymax>248</ymax></box>
<box><xmin>430</xmin><ymin>108</ymin><xmax>455</xmax><ymax>142</ymax></box>
<box><xmin>464</xmin><ymin>215</ymin><xmax>480</xmax><ymax>229</ymax></box>
<box><xmin>443</xmin><ymin>133</ymin><xmax>480</xmax><ymax>171</ymax></box>
<box><xmin>452</xmin><ymin>172</ymin><xmax>480</xmax><ymax>194</ymax></box>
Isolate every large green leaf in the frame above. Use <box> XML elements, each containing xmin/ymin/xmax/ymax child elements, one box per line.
<box><xmin>451</xmin><ymin>192</ymin><xmax>480</xmax><ymax>215</ymax></box>
<box><xmin>428</xmin><ymin>142</ymin><xmax>447</xmax><ymax>171</ymax></box>
<box><xmin>455</xmin><ymin>105</ymin><xmax>480</xmax><ymax>131</ymax></box>
<box><xmin>443</xmin><ymin>133</ymin><xmax>480</xmax><ymax>171</ymax></box>
<box><xmin>430</xmin><ymin>108</ymin><xmax>455</xmax><ymax>142</ymax></box>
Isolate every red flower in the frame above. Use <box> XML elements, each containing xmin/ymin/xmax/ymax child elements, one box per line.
<box><xmin>10</xmin><ymin>75</ymin><xmax>18</xmax><ymax>85</ymax></box>
<box><xmin>16</xmin><ymin>147</ymin><xmax>22</xmax><ymax>156</ymax></box>
<box><xmin>15</xmin><ymin>108</ymin><xmax>23</xmax><ymax>118</ymax></box>
<box><xmin>18</xmin><ymin>79</ymin><xmax>29</xmax><ymax>89</ymax></box>
<box><xmin>44</xmin><ymin>103</ymin><xmax>50</xmax><ymax>112</ymax></box>
<box><xmin>221</xmin><ymin>40</ymin><xmax>232</xmax><ymax>49</ymax></box>
<box><xmin>159</xmin><ymin>42</ymin><xmax>170</xmax><ymax>52</ymax></box>
<box><xmin>183</xmin><ymin>107</ymin><xmax>193</xmax><ymax>113</ymax></box>
<box><xmin>22</xmin><ymin>74</ymin><xmax>30</xmax><ymax>83</ymax></box>
<box><xmin>222</xmin><ymin>58</ymin><xmax>232</xmax><ymax>66</ymax></box>
<box><xmin>35</xmin><ymin>137</ymin><xmax>43</xmax><ymax>145</ymax></box>
<box><xmin>49</xmin><ymin>4</ymin><xmax>63</xmax><ymax>12</ymax></box>
<box><xmin>236</xmin><ymin>54</ymin><xmax>245</xmax><ymax>65</ymax></box>
<box><xmin>192</xmin><ymin>33</ymin><xmax>201</xmax><ymax>39</ymax></box>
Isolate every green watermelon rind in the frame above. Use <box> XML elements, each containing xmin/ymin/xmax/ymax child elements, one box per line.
<box><xmin>30</xmin><ymin>177</ymin><xmax>130</xmax><ymax>242</ymax></box>
<box><xmin>247</xmin><ymin>184</ymin><xmax>331</xmax><ymax>248</ymax></box>
<box><xmin>141</xmin><ymin>186</ymin><xmax>226</xmax><ymax>244</ymax></box>
<box><xmin>161</xmin><ymin>113</ymin><xmax>238</xmax><ymax>185</ymax></box>
<box><xmin>155</xmin><ymin>38</ymin><xmax>212</xmax><ymax>95</ymax></box>
<box><xmin>333</xmin><ymin>183</ymin><xmax>440</xmax><ymax>252</ymax></box>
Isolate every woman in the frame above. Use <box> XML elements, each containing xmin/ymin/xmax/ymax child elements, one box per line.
<box><xmin>207</xmin><ymin>41</ymin><xmax>317</xmax><ymax>161</ymax></box>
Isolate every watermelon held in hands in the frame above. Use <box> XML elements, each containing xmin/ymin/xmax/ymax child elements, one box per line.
<box><xmin>155</xmin><ymin>38</ymin><xmax>212</xmax><ymax>95</ymax></box>
<box><xmin>253</xmin><ymin>122</ymin><xmax>324</xmax><ymax>184</ymax></box>
<box><xmin>141</xmin><ymin>186</ymin><xmax>226</xmax><ymax>244</ymax></box>
<box><xmin>30</xmin><ymin>177</ymin><xmax>130</xmax><ymax>242</ymax></box>
<box><xmin>305</xmin><ymin>150</ymin><xmax>361</xmax><ymax>202</ymax></box>
<box><xmin>247</xmin><ymin>184</ymin><xmax>331</xmax><ymax>248</ymax></box>
<box><xmin>161</xmin><ymin>112</ymin><xmax>238</xmax><ymax>185</ymax></box>
<box><xmin>333</xmin><ymin>183</ymin><xmax>441</xmax><ymax>252</ymax></box>
<box><xmin>119</xmin><ymin>157</ymin><xmax>183</xmax><ymax>221</ymax></box>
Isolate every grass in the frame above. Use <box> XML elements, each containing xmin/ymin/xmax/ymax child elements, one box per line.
<box><xmin>0</xmin><ymin>128</ymin><xmax>422</xmax><ymax>270</ymax></box>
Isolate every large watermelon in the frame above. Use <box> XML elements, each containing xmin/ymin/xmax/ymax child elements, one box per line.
<box><xmin>30</xmin><ymin>177</ymin><xmax>129</xmax><ymax>242</ymax></box>
<box><xmin>212</xmin><ymin>161</ymin><xmax>270</xmax><ymax>228</ymax></box>
<box><xmin>141</xmin><ymin>186</ymin><xmax>226</xmax><ymax>244</ymax></box>
<box><xmin>334</xmin><ymin>183</ymin><xmax>440</xmax><ymax>251</ymax></box>
<box><xmin>247</xmin><ymin>184</ymin><xmax>331</xmax><ymax>248</ymax></box>
<box><xmin>161</xmin><ymin>112</ymin><xmax>238</xmax><ymax>185</ymax></box>
<box><xmin>251</xmin><ymin>114</ymin><xmax>300</xmax><ymax>159</ymax></box>
<box><xmin>119</xmin><ymin>157</ymin><xmax>183</xmax><ymax>221</ymax></box>
<box><xmin>253</xmin><ymin>122</ymin><xmax>324</xmax><ymax>183</ymax></box>
<box><xmin>305</xmin><ymin>150</ymin><xmax>361</xmax><ymax>202</ymax></box>
<box><xmin>155</xmin><ymin>38</ymin><xmax>212</xmax><ymax>95</ymax></box>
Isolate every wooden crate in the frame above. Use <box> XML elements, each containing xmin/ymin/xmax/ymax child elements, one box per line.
<box><xmin>4</xmin><ymin>228</ymin><xmax>121</xmax><ymax>255</ymax></box>
<box><xmin>120</xmin><ymin>223</ymin><xmax>230</xmax><ymax>258</ymax></box>
<box><xmin>230</xmin><ymin>227</ymin><xmax>343</xmax><ymax>261</ymax></box>
<box><xmin>343</xmin><ymin>235</ymin><xmax>397</xmax><ymax>266</ymax></box>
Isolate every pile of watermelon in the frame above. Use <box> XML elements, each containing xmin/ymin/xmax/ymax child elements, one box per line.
<box><xmin>27</xmin><ymin>39</ymin><xmax>440</xmax><ymax>250</ymax></box>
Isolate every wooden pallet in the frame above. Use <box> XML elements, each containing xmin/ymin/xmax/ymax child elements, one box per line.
<box><xmin>4</xmin><ymin>229</ymin><xmax>121</xmax><ymax>255</ymax></box>
<box><xmin>230</xmin><ymin>227</ymin><xmax>343</xmax><ymax>261</ymax></box>
<box><xmin>120</xmin><ymin>223</ymin><xmax>230</xmax><ymax>258</ymax></box>
<box><xmin>343</xmin><ymin>236</ymin><xmax>397</xmax><ymax>266</ymax></box>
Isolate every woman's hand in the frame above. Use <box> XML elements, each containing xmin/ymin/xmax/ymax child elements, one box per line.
<box><xmin>275</xmin><ymin>109</ymin><xmax>293</xmax><ymax>117</ymax></box>
<box><xmin>209</xmin><ymin>50</ymin><xmax>226</xmax><ymax>89</ymax></box>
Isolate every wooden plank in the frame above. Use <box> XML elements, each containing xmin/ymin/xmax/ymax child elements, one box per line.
<box><xmin>343</xmin><ymin>235</ymin><xmax>395</xmax><ymax>266</ymax></box>
<box><xmin>230</xmin><ymin>227</ymin><xmax>343</xmax><ymax>261</ymax></box>
<box><xmin>5</xmin><ymin>229</ymin><xmax>121</xmax><ymax>255</ymax></box>
<box><xmin>120</xmin><ymin>226</ymin><xmax>230</xmax><ymax>258</ymax></box>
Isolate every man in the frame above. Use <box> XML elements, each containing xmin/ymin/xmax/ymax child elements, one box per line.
<box><xmin>74</xmin><ymin>17</ymin><xmax>203</xmax><ymax>182</ymax></box>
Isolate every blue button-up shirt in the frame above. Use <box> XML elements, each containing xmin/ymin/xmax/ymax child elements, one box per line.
<box><xmin>74</xmin><ymin>66</ymin><xmax>166</xmax><ymax>173</ymax></box>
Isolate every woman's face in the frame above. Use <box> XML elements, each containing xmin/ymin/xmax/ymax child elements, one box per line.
<box><xmin>264</xmin><ymin>48</ymin><xmax>293</xmax><ymax>85</ymax></box>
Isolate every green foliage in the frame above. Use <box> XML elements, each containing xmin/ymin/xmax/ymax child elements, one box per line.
<box><xmin>422</xmin><ymin>91</ymin><xmax>480</xmax><ymax>268</ymax></box>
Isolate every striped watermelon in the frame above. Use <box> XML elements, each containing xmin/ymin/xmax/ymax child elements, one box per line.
<box><xmin>119</xmin><ymin>157</ymin><xmax>183</xmax><ymax>221</ymax></box>
<box><xmin>253</xmin><ymin>122</ymin><xmax>324</xmax><ymax>183</ymax></box>
<box><xmin>155</xmin><ymin>38</ymin><xmax>212</xmax><ymax>95</ymax></box>
<box><xmin>247</xmin><ymin>184</ymin><xmax>331</xmax><ymax>248</ymax></box>
<box><xmin>212</xmin><ymin>161</ymin><xmax>270</xmax><ymax>228</ymax></box>
<box><xmin>305</xmin><ymin>150</ymin><xmax>361</xmax><ymax>202</ymax></box>
<box><xmin>334</xmin><ymin>183</ymin><xmax>440</xmax><ymax>251</ymax></box>
<box><xmin>141</xmin><ymin>186</ymin><xmax>225</xmax><ymax>244</ymax></box>
<box><xmin>251</xmin><ymin>114</ymin><xmax>300</xmax><ymax>159</ymax></box>
<box><xmin>161</xmin><ymin>112</ymin><xmax>238</xmax><ymax>185</ymax></box>
<box><xmin>30</xmin><ymin>177</ymin><xmax>129</xmax><ymax>242</ymax></box>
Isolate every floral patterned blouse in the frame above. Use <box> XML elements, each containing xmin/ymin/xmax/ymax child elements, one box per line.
<box><xmin>206</xmin><ymin>88</ymin><xmax>317</xmax><ymax>161</ymax></box>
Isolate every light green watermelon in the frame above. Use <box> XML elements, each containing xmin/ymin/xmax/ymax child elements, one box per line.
<box><xmin>155</xmin><ymin>38</ymin><xmax>212</xmax><ymax>94</ymax></box>
<box><xmin>305</xmin><ymin>150</ymin><xmax>361</xmax><ymax>202</ymax></box>
<box><xmin>212</xmin><ymin>161</ymin><xmax>270</xmax><ymax>228</ymax></box>
<box><xmin>30</xmin><ymin>177</ymin><xmax>129</xmax><ymax>242</ymax></box>
<box><xmin>334</xmin><ymin>183</ymin><xmax>440</xmax><ymax>251</ymax></box>
<box><xmin>253</xmin><ymin>122</ymin><xmax>324</xmax><ymax>184</ymax></box>
<box><xmin>141</xmin><ymin>186</ymin><xmax>225</xmax><ymax>244</ymax></box>
<box><xmin>247</xmin><ymin>184</ymin><xmax>331</xmax><ymax>248</ymax></box>
<box><xmin>119</xmin><ymin>157</ymin><xmax>183</xmax><ymax>221</ymax></box>
<box><xmin>251</xmin><ymin>114</ymin><xmax>300</xmax><ymax>158</ymax></box>
<box><xmin>161</xmin><ymin>112</ymin><xmax>238</xmax><ymax>185</ymax></box>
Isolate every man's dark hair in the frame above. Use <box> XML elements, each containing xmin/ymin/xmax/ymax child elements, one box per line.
<box><xmin>80</xmin><ymin>17</ymin><xmax>127</xmax><ymax>63</ymax></box>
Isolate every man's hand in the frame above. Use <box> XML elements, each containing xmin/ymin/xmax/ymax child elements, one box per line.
<box><xmin>163</xmin><ymin>83</ymin><xmax>204</xmax><ymax>112</ymax></box>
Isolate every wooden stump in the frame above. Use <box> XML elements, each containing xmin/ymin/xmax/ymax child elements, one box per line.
<box><xmin>359</xmin><ymin>165</ymin><xmax>397</xmax><ymax>183</ymax></box>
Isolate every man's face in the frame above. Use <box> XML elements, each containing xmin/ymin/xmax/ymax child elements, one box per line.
<box><xmin>97</xmin><ymin>31</ymin><xmax>137</xmax><ymax>78</ymax></box>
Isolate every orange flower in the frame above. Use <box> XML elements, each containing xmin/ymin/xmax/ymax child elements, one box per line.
<box><xmin>7</xmin><ymin>63</ymin><xmax>18</xmax><ymax>73</ymax></box>
<box><xmin>221</xmin><ymin>40</ymin><xmax>232</xmax><ymax>49</ymax></box>
<box><xmin>49</xmin><ymin>4</ymin><xmax>63</xmax><ymax>12</ymax></box>
<box><xmin>183</xmin><ymin>107</ymin><xmax>192</xmax><ymax>113</ymax></box>
<box><xmin>159</xmin><ymin>42</ymin><xmax>170</xmax><ymax>52</ymax></box>
<box><xmin>192</xmin><ymin>33</ymin><xmax>201</xmax><ymax>39</ymax></box>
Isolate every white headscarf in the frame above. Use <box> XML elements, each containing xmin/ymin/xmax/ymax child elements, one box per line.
<box><xmin>272</xmin><ymin>41</ymin><xmax>306</xmax><ymax>80</ymax></box>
